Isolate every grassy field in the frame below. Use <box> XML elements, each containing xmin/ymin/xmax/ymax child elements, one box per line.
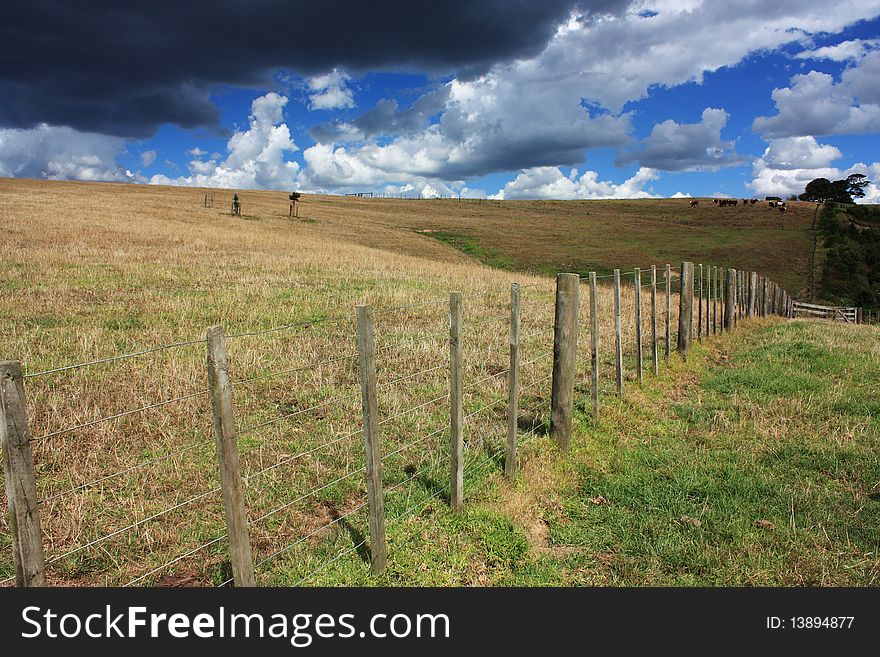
<box><xmin>0</xmin><ymin>178</ymin><xmax>870</xmax><ymax>587</ymax></box>
<box><xmin>304</xmin><ymin>194</ymin><xmax>818</xmax><ymax>295</ymax></box>
<box><xmin>317</xmin><ymin>319</ymin><xmax>880</xmax><ymax>586</ymax></box>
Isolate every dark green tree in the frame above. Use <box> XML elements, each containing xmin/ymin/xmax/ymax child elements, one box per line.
<box><xmin>800</xmin><ymin>174</ymin><xmax>871</xmax><ymax>204</ymax></box>
<box><xmin>799</xmin><ymin>178</ymin><xmax>836</xmax><ymax>202</ymax></box>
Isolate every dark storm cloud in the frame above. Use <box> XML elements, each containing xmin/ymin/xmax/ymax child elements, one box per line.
<box><xmin>1</xmin><ymin>0</ymin><xmax>628</xmax><ymax>138</ymax></box>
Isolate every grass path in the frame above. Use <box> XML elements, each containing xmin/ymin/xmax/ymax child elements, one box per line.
<box><xmin>311</xmin><ymin>319</ymin><xmax>880</xmax><ymax>586</ymax></box>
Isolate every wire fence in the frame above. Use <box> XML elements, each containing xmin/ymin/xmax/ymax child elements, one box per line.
<box><xmin>0</xmin><ymin>262</ymin><xmax>790</xmax><ymax>587</ymax></box>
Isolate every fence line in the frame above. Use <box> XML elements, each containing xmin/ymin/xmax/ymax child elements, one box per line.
<box><xmin>1</xmin><ymin>261</ymin><xmax>812</xmax><ymax>587</ymax></box>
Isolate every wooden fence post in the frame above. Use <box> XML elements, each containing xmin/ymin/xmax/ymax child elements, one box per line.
<box><xmin>714</xmin><ymin>266</ymin><xmax>719</xmax><ymax>334</ymax></box>
<box><xmin>634</xmin><ymin>268</ymin><xmax>643</xmax><ymax>384</ymax></box>
<box><xmin>677</xmin><ymin>262</ymin><xmax>694</xmax><ymax>358</ymax></box>
<box><xmin>449</xmin><ymin>292</ymin><xmax>464</xmax><ymax>510</ymax></box>
<box><xmin>506</xmin><ymin>283</ymin><xmax>520</xmax><ymax>480</ymax></box>
<box><xmin>355</xmin><ymin>306</ymin><xmax>388</xmax><ymax>572</ymax></box>
<box><xmin>664</xmin><ymin>264</ymin><xmax>671</xmax><ymax>361</ymax></box>
<box><xmin>705</xmin><ymin>265</ymin><xmax>710</xmax><ymax>338</ymax></box>
<box><xmin>725</xmin><ymin>269</ymin><xmax>736</xmax><ymax>331</ymax></box>
<box><xmin>206</xmin><ymin>326</ymin><xmax>256</xmax><ymax>587</ymax></box>
<box><xmin>762</xmin><ymin>277</ymin><xmax>768</xmax><ymax>317</ymax></box>
<box><xmin>697</xmin><ymin>264</ymin><xmax>703</xmax><ymax>341</ymax></box>
<box><xmin>614</xmin><ymin>269</ymin><xmax>624</xmax><ymax>395</ymax></box>
<box><xmin>590</xmin><ymin>272</ymin><xmax>600</xmax><ymax>419</ymax></box>
<box><xmin>651</xmin><ymin>266</ymin><xmax>658</xmax><ymax>376</ymax></box>
<box><xmin>0</xmin><ymin>361</ymin><xmax>46</xmax><ymax>587</ymax></box>
<box><xmin>748</xmin><ymin>272</ymin><xmax>757</xmax><ymax>318</ymax></box>
<box><xmin>551</xmin><ymin>273</ymin><xmax>580</xmax><ymax>450</ymax></box>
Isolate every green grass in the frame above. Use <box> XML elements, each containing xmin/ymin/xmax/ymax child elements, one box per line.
<box><xmin>422</xmin><ymin>231</ymin><xmax>515</xmax><ymax>271</ymax></box>
<box><xmin>291</xmin><ymin>320</ymin><xmax>880</xmax><ymax>586</ymax></box>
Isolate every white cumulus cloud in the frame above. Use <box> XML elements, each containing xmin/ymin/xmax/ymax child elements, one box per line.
<box><xmin>0</xmin><ymin>124</ymin><xmax>132</xmax><ymax>182</ymax></box>
<box><xmin>307</xmin><ymin>69</ymin><xmax>355</xmax><ymax>110</ymax></box>
<box><xmin>497</xmin><ymin>166</ymin><xmax>659</xmax><ymax>200</ymax></box>
<box><xmin>150</xmin><ymin>93</ymin><xmax>300</xmax><ymax>190</ymax></box>
<box><xmin>747</xmin><ymin>135</ymin><xmax>880</xmax><ymax>201</ymax></box>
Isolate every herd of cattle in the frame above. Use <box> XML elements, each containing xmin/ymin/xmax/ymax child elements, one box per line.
<box><xmin>688</xmin><ymin>198</ymin><xmax>788</xmax><ymax>212</ymax></box>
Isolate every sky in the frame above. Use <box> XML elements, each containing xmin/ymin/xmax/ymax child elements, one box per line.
<box><xmin>1</xmin><ymin>1</ymin><xmax>879</xmax><ymax>201</ymax></box>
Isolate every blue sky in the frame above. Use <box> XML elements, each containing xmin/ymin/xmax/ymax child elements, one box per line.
<box><xmin>2</xmin><ymin>2</ymin><xmax>879</xmax><ymax>201</ymax></box>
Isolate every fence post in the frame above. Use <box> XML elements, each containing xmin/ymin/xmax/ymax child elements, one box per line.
<box><xmin>748</xmin><ymin>272</ymin><xmax>757</xmax><ymax>318</ymax></box>
<box><xmin>0</xmin><ymin>361</ymin><xmax>46</xmax><ymax>587</ymax></box>
<box><xmin>664</xmin><ymin>264</ymin><xmax>671</xmax><ymax>361</ymax></box>
<box><xmin>705</xmin><ymin>265</ymin><xmax>710</xmax><ymax>338</ymax></box>
<box><xmin>449</xmin><ymin>292</ymin><xmax>464</xmax><ymax>510</ymax></box>
<box><xmin>725</xmin><ymin>269</ymin><xmax>736</xmax><ymax>331</ymax></box>
<box><xmin>651</xmin><ymin>266</ymin><xmax>658</xmax><ymax>376</ymax></box>
<box><xmin>506</xmin><ymin>284</ymin><xmax>520</xmax><ymax>480</ymax></box>
<box><xmin>206</xmin><ymin>326</ymin><xmax>256</xmax><ymax>587</ymax></box>
<box><xmin>614</xmin><ymin>269</ymin><xmax>624</xmax><ymax>395</ymax></box>
<box><xmin>634</xmin><ymin>268</ymin><xmax>643</xmax><ymax>384</ymax></box>
<box><xmin>714</xmin><ymin>266</ymin><xmax>719</xmax><ymax>334</ymax></box>
<box><xmin>355</xmin><ymin>306</ymin><xmax>388</xmax><ymax>573</ymax></box>
<box><xmin>697</xmin><ymin>264</ymin><xmax>703</xmax><ymax>341</ymax></box>
<box><xmin>762</xmin><ymin>278</ymin><xmax>768</xmax><ymax>317</ymax></box>
<box><xmin>590</xmin><ymin>272</ymin><xmax>600</xmax><ymax>419</ymax></box>
<box><xmin>551</xmin><ymin>273</ymin><xmax>580</xmax><ymax>450</ymax></box>
<box><xmin>677</xmin><ymin>262</ymin><xmax>694</xmax><ymax>358</ymax></box>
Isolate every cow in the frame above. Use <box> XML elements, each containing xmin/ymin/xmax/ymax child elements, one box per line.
<box><xmin>690</xmin><ymin>200</ymin><xmax>699</xmax><ymax>207</ymax></box>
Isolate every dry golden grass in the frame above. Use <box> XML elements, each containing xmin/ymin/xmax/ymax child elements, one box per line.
<box><xmin>1</xmin><ymin>178</ymin><xmax>705</xmax><ymax>586</ymax></box>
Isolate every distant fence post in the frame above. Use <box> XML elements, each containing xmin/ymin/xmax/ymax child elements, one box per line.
<box><xmin>614</xmin><ymin>269</ymin><xmax>624</xmax><ymax>395</ymax></box>
<box><xmin>651</xmin><ymin>266</ymin><xmax>658</xmax><ymax>376</ymax></box>
<box><xmin>206</xmin><ymin>326</ymin><xmax>256</xmax><ymax>587</ymax></box>
<box><xmin>0</xmin><ymin>361</ymin><xmax>46</xmax><ymax>587</ymax></box>
<box><xmin>449</xmin><ymin>292</ymin><xmax>464</xmax><ymax>510</ymax></box>
<box><xmin>724</xmin><ymin>269</ymin><xmax>736</xmax><ymax>331</ymax></box>
<box><xmin>590</xmin><ymin>272</ymin><xmax>600</xmax><ymax>419</ymax></box>
<box><xmin>506</xmin><ymin>283</ymin><xmax>520</xmax><ymax>480</ymax></box>
<box><xmin>634</xmin><ymin>268</ymin><xmax>643</xmax><ymax>384</ymax></box>
<box><xmin>355</xmin><ymin>306</ymin><xmax>387</xmax><ymax>573</ymax></box>
<box><xmin>551</xmin><ymin>273</ymin><xmax>580</xmax><ymax>450</ymax></box>
<box><xmin>677</xmin><ymin>262</ymin><xmax>694</xmax><ymax>358</ymax></box>
<box><xmin>697</xmin><ymin>264</ymin><xmax>703</xmax><ymax>341</ymax></box>
<box><xmin>664</xmin><ymin>264</ymin><xmax>671</xmax><ymax>361</ymax></box>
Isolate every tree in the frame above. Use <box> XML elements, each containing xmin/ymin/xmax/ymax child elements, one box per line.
<box><xmin>800</xmin><ymin>174</ymin><xmax>871</xmax><ymax>204</ymax></box>
<box><xmin>842</xmin><ymin>173</ymin><xmax>869</xmax><ymax>200</ymax></box>
<box><xmin>799</xmin><ymin>178</ymin><xmax>836</xmax><ymax>203</ymax></box>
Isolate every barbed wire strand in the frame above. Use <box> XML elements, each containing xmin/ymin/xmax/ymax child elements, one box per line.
<box><xmin>23</xmin><ymin>338</ymin><xmax>207</xmax><ymax>379</ymax></box>
<box><xmin>237</xmin><ymin>390</ymin><xmax>359</xmax><ymax>436</ymax></box>
<box><xmin>378</xmin><ymin>363</ymin><xmax>446</xmax><ymax>389</ymax></box>
<box><xmin>32</xmin><ymin>388</ymin><xmax>210</xmax><ymax>441</ymax></box>
<box><xmin>225</xmin><ymin>313</ymin><xmax>355</xmax><ymax>339</ymax></box>
<box><xmin>382</xmin><ymin>426</ymin><xmax>446</xmax><ymax>462</ymax></box>
<box><xmin>377</xmin><ymin>393</ymin><xmax>448</xmax><ymax>427</ymax></box>
<box><xmin>242</xmin><ymin>428</ymin><xmax>362</xmax><ymax>482</ymax></box>
<box><xmin>38</xmin><ymin>437</ymin><xmax>214</xmax><ymax>504</ymax></box>
<box><xmin>255</xmin><ymin>500</ymin><xmax>367</xmax><ymax>570</ymax></box>
<box><xmin>45</xmin><ymin>486</ymin><xmax>223</xmax><ymax>565</ymax></box>
<box><xmin>252</xmin><ymin>467</ymin><xmax>366</xmax><ymax>526</ymax></box>
<box><xmin>124</xmin><ymin>535</ymin><xmax>226</xmax><ymax>587</ymax></box>
<box><xmin>292</xmin><ymin>539</ymin><xmax>368</xmax><ymax>587</ymax></box>
<box><xmin>231</xmin><ymin>352</ymin><xmax>358</xmax><ymax>388</ymax></box>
